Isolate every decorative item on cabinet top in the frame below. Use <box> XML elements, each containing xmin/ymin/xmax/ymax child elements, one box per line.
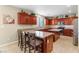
<box><xmin>52</xmin><ymin>14</ymin><xmax>77</xmax><ymax>19</ymax></box>
<box><xmin>30</xmin><ymin>13</ymin><xmax>36</xmax><ymax>16</ymax></box>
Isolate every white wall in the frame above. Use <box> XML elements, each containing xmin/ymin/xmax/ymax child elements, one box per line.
<box><xmin>0</xmin><ymin>6</ymin><xmax>37</xmax><ymax>45</ymax></box>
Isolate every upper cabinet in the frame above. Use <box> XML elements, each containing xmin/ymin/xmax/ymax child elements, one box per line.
<box><xmin>46</xmin><ymin>18</ymin><xmax>52</xmax><ymax>25</ymax></box>
<box><xmin>18</xmin><ymin>11</ymin><xmax>36</xmax><ymax>25</ymax></box>
<box><xmin>29</xmin><ymin>15</ymin><xmax>36</xmax><ymax>24</ymax></box>
<box><xmin>46</xmin><ymin>18</ymin><xmax>49</xmax><ymax>25</ymax></box>
<box><xmin>51</xmin><ymin>16</ymin><xmax>78</xmax><ymax>25</ymax></box>
<box><xmin>18</xmin><ymin>12</ymin><xmax>29</xmax><ymax>24</ymax></box>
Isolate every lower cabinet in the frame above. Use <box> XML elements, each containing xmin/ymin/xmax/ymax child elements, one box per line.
<box><xmin>43</xmin><ymin>35</ymin><xmax>53</xmax><ymax>53</ymax></box>
<box><xmin>63</xmin><ymin>29</ymin><xmax>73</xmax><ymax>37</ymax></box>
<box><xmin>46</xmin><ymin>35</ymin><xmax>53</xmax><ymax>52</ymax></box>
<box><xmin>53</xmin><ymin>33</ymin><xmax>60</xmax><ymax>42</ymax></box>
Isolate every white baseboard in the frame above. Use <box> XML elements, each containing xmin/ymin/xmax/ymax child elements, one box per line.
<box><xmin>0</xmin><ymin>41</ymin><xmax>18</xmax><ymax>47</ymax></box>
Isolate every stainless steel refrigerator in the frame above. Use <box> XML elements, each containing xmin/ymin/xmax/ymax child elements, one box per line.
<box><xmin>73</xmin><ymin>19</ymin><xmax>78</xmax><ymax>46</ymax></box>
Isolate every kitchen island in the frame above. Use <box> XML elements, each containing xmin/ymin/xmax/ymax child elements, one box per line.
<box><xmin>23</xmin><ymin>30</ymin><xmax>54</xmax><ymax>53</ymax></box>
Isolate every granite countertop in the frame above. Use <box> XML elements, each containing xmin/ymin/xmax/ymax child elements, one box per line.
<box><xmin>35</xmin><ymin>31</ymin><xmax>54</xmax><ymax>39</ymax></box>
<box><xmin>48</xmin><ymin>29</ymin><xmax>63</xmax><ymax>32</ymax></box>
<box><xmin>23</xmin><ymin>30</ymin><xmax>54</xmax><ymax>39</ymax></box>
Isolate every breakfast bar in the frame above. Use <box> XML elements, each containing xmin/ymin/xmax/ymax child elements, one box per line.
<box><xmin>23</xmin><ymin>30</ymin><xmax>54</xmax><ymax>53</ymax></box>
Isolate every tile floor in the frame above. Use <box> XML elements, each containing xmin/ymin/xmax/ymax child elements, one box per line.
<box><xmin>53</xmin><ymin>36</ymin><xmax>79</xmax><ymax>53</ymax></box>
<box><xmin>0</xmin><ymin>35</ymin><xmax>79</xmax><ymax>53</ymax></box>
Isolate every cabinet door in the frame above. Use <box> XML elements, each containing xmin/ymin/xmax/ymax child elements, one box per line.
<box><xmin>29</xmin><ymin>16</ymin><xmax>36</xmax><ymax>24</ymax></box>
<box><xmin>52</xmin><ymin>20</ymin><xmax>55</xmax><ymax>25</ymax></box>
<box><xmin>63</xmin><ymin>29</ymin><xmax>73</xmax><ymax>36</ymax></box>
<box><xmin>49</xmin><ymin>20</ymin><xmax>52</xmax><ymax>25</ymax></box>
<box><xmin>46</xmin><ymin>19</ymin><xmax>49</xmax><ymax>25</ymax></box>
<box><xmin>34</xmin><ymin>17</ymin><xmax>36</xmax><ymax>24</ymax></box>
<box><xmin>32</xmin><ymin>16</ymin><xmax>36</xmax><ymax>24</ymax></box>
<box><xmin>46</xmin><ymin>19</ymin><xmax>52</xmax><ymax>25</ymax></box>
<box><xmin>18</xmin><ymin>13</ymin><xmax>25</xmax><ymax>24</ymax></box>
<box><xmin>68</xmin><ymin>18</ymin><xmax>73</xmax><ymax>25</ymax></box>
<box><xmin>46</xmin><ymin>35</ymin><xmax>53</xmax><ymax>52</ymax></box>
<box><xmin>64</xmin><ymin>18</ymin><xmax>74</xmax><ymax>25</ymax></box>
<box><xmin>18</xmin><ymin>13</ymin><xmax>29</xmax><ymax>24</ymax></box>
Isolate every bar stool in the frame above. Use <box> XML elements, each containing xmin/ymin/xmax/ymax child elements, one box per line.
<box><xmin>17</xmin><ymin>30</ymin><xmax>24</xmax><ymax>51</ymax></box>
<box><xmin>27</xmin><ymin>32</ymin><xmax>43</xmax><ymax>53</ymax></box>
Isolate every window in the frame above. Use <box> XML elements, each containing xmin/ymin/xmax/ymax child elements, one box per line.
<box><xmin>37</xmin><ymin>15</ymin><xmax>45</xmax><ymax>27</ymax></box>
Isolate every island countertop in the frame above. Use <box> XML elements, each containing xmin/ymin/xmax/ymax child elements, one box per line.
<box><xmin>48</xmin><ymin>29</ymin><xmax>63</xmax><ymax>32</ymax></box>
<box><xmin>23</xmin><ymin>30</ymin><xmax>54</xmax><ymax>39</ymax></box>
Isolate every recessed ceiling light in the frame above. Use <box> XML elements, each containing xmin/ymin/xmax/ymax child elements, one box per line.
<box><xmin>66</xmin><ymin>5</ymin><xmax>71</xmax><ymax>7</ymax></box>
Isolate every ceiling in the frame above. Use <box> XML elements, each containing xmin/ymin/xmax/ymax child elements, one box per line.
<box><xmin>12</xmin><ymin>5</ymin><xmax>78</xmax><ymax>16</ymax></box>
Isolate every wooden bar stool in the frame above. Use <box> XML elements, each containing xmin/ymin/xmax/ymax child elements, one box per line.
<box><xmin>28</xmin><ymin>32</ymin><xmax>43</xmax><ymax>53</ymax></box>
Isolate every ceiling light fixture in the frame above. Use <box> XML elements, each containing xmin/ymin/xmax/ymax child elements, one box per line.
<box><xmin>66</xmin><ymin>5</ymin><xmax>71</xmax><ymax>7</ymax></box>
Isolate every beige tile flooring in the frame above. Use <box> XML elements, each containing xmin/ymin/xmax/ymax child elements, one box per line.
<box><xmin>0</xmin><ymin>35</ymin><xmax>79</xmax><ymax>53</ymax></box>
<box><xmin>53</xmin><ymin>36</ymin><xmax>79</xmax><ymax>53</ymax></box>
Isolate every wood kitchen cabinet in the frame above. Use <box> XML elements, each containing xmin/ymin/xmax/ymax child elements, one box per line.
<box><xmin>51</xmin><ymin>18</ymin><xmax>59</xmax><ymax>25</ymax></box>
<box><xmin>46</xmin><ymin>35</ymin><xmax>53</xmax><ymax>52</ymax></box>
<box><xmin>51</xmin><ymin>17</ymin><xmax>76</xmax><ymax>25</ymax></box>
<box><xmin>55</xmin><ymin>18</ymin><xmax>72</xmax><ymax>25</ymax></box>
<box><xmin>49</xmin><ymin>20</ymin><xmax>52</xmax><ymax>25</ymax></box>
<box><xmin>18</xmin><ymin>12</ymin><xmax>29</xmax><ymax>24</ymax></box>
<box><xmin>29</xmin><ymin>15</ymin><xmax>36</xmax><ymax>24</ymax></box>
<box><xmin>51</xmin><ymin>19</ymin><xmax>55</xmax><ymax>25</ymax></box>
<box><xmin>46</xmin><ymin>18</ymin><xmax>49</xmax><ymax>25</ymax></box>
<box><xmin>63</xmin><ymin>18</ymin><xmax>73</xmax><ymax>25</ymax></box>
<box><xmin>18</xmin><ymin>11</ymin><xmax>36</xmax><ymax>25</ymax></box>
<box><xmin>63</xmin><ymin>29</ymin><xmax>73</xmax><ymax>37</ymax></box>
<box><xmin>43</xmin><ymin>35</ymin><xmax>53</xmax><ymax>53</ymax></box>
<box><xmin>46</xmin><ymin>18</ymin><xmax>52</xmax><ymax>25</ymax></box>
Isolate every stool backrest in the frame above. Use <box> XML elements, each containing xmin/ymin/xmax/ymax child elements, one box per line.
<box><xmin>28</xmin><ymin>32</ymin><xmax>36</xmax><ymax>46</ymax></box>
